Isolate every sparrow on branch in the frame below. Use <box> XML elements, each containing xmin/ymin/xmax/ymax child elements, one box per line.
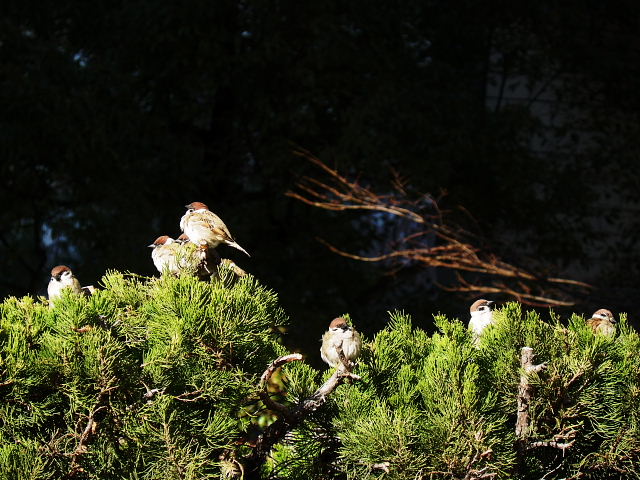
<box><xmin>468</xmin><ymin>299</ymin><xmax>495</xmax><ymax>341</ymax></box>
<box><xmin>48</xmin><ymin>265</ymin><xmax>83</xmax><ymax>307</ymax></box>
<box><xmin>149</xmin><ymin>235</ymin><xmax>181</xmax><ymax>275</ymax></box>
<box><xmin>586</xmin><ymin>308</ymin><xmax>616</xmax><ymax>336</ymax></box>
<box><xmin>180</xmin><ymin>201</ymin><xmax>249</xmax><ymax>256</ymax></box>
<box><xmin>320</xmin><ymin>317</ymin><xmax>362</xmax><ymax>369</ymax></box>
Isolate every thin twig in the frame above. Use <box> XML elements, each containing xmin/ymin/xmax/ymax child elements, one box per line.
<box><xmin>246</xmin><ymin>349</ymin><xmax>360</xmax><ymax>474</ymax></box>
<box><xmin>288</xmin><ymin>150</ymin><xmax>592</xmax><ymax>307</ymax></box>
<box><xmin>259</xmin><ymin>354</ymin><xmax>303</xmax><ymax>388</ymax></box>
<box><xmin>528</xmin><ymin>440</ymin><xmax>576</xmax><ymax>450</ymax></box>
<box><xmin>258</xmin><ymin>354</ymin><xmax>304</xmax><ymax>422</ymax></box>
<box><xmin>516</xmin><ymin>347</ymin><xmax>547</xmax><ymax>440</ymax></box>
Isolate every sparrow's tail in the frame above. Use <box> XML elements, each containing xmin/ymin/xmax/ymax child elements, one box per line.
<box><xmin>227</xmin><ymin>241</ymin><xmax>250</xmax><ymax>257</ymax></box>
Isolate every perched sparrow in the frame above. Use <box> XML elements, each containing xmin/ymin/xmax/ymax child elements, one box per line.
<box><xmin>176</xmin><ymin>233</ymin><xmax>191</xmax><ymax>244</ymax></box>
<box><xmin>47</xmin><ymin>265</ymin><xmax>83</xmax><ymax>307</ymax></box>
<box><xmin>179</xmin><ymin>201</ymin><xmax>250</xmax><ymax>256</ymax></box>
<box><xmin>220</xmin><ymin>258</ymin><xmax>247</xmax><ymax>277</ymax></box>
<box><xmin>468</xmin><ymin>299</ymin><xmax>495</xmax><ymax>340</ymax></box>
<box><xmin>586</xmin><ymin>308</ymin><xmax>616</xmax><ymax>336</ymax></box>
<box><xmin>320</xmin><ymin>317</ymin><xmax>362</xmax><ymax>369</ymax></box>
<box><xmin>173</xmin><ymin>233</ymin><xmax>222</xmax><ymax>278</ymax></box>
<box><xmin>149</xmin><ymin>235</ymin><xmax>221</xmax><ymax>279</ymax></box>
<box><xmin>149</xmin><ymin>235</ymin><xmax>181</xmax><ymax>275</ymax></box>
<box><xmin>192</xmin><ymin>239</ymin><xmax>222</xmax><ymax>279</ymax></box>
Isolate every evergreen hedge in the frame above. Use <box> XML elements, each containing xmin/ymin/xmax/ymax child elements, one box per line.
<box><xmin>0</xmin><ymin>268</ymin><xmax>638</xmax><ymax>479</ymax></box>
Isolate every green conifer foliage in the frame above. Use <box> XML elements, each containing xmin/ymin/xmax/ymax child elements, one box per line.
<box><xmin>0</xmin><ymin>268</ymin><xmax>287</xmax><ymax>479</ymax></box>
<box><xmin>269</xmin><ymin>306</ymin><xmax>640</xmax><ymax>479</ymax></box>
<box><xmin>1</xmin><ymin>270</ymin><xmax>639</xmax><ymax>479</ymax></box>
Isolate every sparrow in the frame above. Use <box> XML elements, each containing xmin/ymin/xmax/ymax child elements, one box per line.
<box><xmin>220</xmin><ymin>258</ymin><xmax>247</xmax><ymax>277</ymax></box>
<box><xmin>586</xmin><ymin>308</ymin><xmax>616</xmax><ymax>336</ymax></box>
<box><xmin>179</xmin><ymin>201</ymin><xmax>250</xmax><ymax>256</ymax></box>
<box><xmin>176</xmin><ymin>233</ymin><xmax>191</xmax><ymax>244</ymax></box>
<box><xmin>468</xmin><ymin>299</ymin><xmax>495</xmax><ymax>340</ymax></box>
<box><xmin>149</xmin><ymin>235</ymin><xmax>221</xmax><ymax>279</ymax></box>
<box><xmin>192</xmin><ymin>239</ymin><xmax>222</xmax><ymax>279</ymax></box>
<box><xmin>47</xmin><ymin>265</ymin><xmax>83</xmax><ymax>307</ymax></box>
<box><xmin>173</xmin><ymin>233</ymin><xmax>222</xmax><ymax>278</ymax></box>
<box><xmin>148</xmin><ymin>235</ymin><xmax>181</xmax><ymax>275</ymax></box>
<box><xmin>320</xmin><ymin>317</ymin><xmax>362</xmax><ymax>369</ymax></box>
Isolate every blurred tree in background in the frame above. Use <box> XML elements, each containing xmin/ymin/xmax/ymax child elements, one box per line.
<box><xmin>1</xmin><ymin>1</ymin><xmax>639</xmax><ymax>356</ymax></box>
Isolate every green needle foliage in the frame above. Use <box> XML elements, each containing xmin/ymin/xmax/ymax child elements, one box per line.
<box><xmin>1</xmin><ymin>268</ymin><xmax>639</xmax><ymax>479</ymax></box>
<box><xmin>269</xmin><ymin>305</ymin><xmax>640</xmax><ymax>480</ymax></box>
<box><xmin>0</xmin><ymin>267</ymin><xmax>287</xmax><ymax>479</ymax></box>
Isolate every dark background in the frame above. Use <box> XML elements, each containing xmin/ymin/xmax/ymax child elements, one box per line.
<box><xmin>2</xmin><ymin>1</ymin><xmax>639</xmax><ymax>361</ymax></box>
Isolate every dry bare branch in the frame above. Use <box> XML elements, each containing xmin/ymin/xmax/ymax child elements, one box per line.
<box><xmin>515</xmin><ymin>347</ymin><xmax>578</xmax><ymax>463</ymax></box>
<box><xmin>516</xmin><ymin>347</ymin><xmax>548</xmax><ymax>440</ymax></box>
<box><xmin>246</xmin><ymin>349</ymin><xmax>360</xmax><ymax>475</ymax></box>
<box><xmin>258</xmin><ymin>353</ymin><xmax>303</xmax><ymax>422</ymax></box>
<box><xmin>259</xmin><ymin>353</ymin><xmax>303</xmax><ymax>387</ymax></box>
<box><xmin>287</xmin><ymin>149</ymin><xmax>591</xmax><ymax>307</ymax></box>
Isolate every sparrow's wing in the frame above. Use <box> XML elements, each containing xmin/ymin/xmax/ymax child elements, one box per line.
<box><xmin>198</xmin><ymin>211</ymin><xmax>236</xmax><ymax>242</ymax></box>
<box><xmin>71</xmin><ymin>277</ymin><xmax>83</xmax><ymax>294</ymax></box>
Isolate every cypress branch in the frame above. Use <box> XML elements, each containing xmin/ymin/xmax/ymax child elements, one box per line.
<box><xmin>0</xmin><ymin>272</ymin><xmax>639</xmax><ymax>479</ymax></box>
<box><xmin>246</xmin><ymin>345</ymin><xmax>361</xmax><ymax>476</ymax></box>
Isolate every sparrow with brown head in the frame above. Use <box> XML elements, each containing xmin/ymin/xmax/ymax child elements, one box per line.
<box><xmin>468</xmin><ymin>299</ymin><xmax>495</xmax><ymax>341</ymax></box>
<box><xmin>587</xmin><ymin>308</ymin><xmax>616</xmax><ymax>336</ymax></box>
<box><xmin>48</xmin><ymin>265</ymin><xmax>83</xmax><ymax>307</ymax></box>
<box><xmin>320</xmin><ymin>317</ymin><xmax>362</xmax><ymax>369</ymax></box>
<box><xmin>148</xmin><ymin>235</ymin><xmax>181</xmax><ymax>275</ymax></box>
<box><xmin>149</xmin><ymin>234</ymin><xmax>221</xmax><ymax>279</ymax></box>
<box><xmin>180</xmin><ymin>202</ymin><xmax>250</xmax><ymax>256</ymax></box>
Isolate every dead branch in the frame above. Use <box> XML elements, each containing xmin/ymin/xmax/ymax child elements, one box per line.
<box><xmin>66</xmin><ymin>347</ymin><xmax>118</xmax><ymax>477</ymax></box>
<box><xmin>462</xmin><ymin>468</ymin><xmax>497</xmax><ymax>480</ymax></box>
<box><xmin>528</xmin><ymin>439</ymin><xmax>575</xmax><ymax>450</ymax></box>
<box><xmin>288</xmin><ymin>149</ymin><xmax>591</xmax><ymax>307</ymax></box>
<box><xmin>527</xmin><ymin>426</ymin><xmax>578</xmax><ymax>451</ymax></box>
<box><xmin>66</xmin><ymin>392</ymin><xmax>113</xmax><ymax>477</ymax></box>
<box><xmin>259</xmin><ymin>353</ymin><xmax>303</xmax><ymax>387</ymax></box>
<box><xmin>371</xmin><ymin>462</ymin><xmax>391</xmax><ymax>473</ymax></box>
<box><xmin>174</xmin><ymin>389</ymin><xmax>204</xmax><ymax>402</ymax></box>
<box><xmin>462</xmin><ymin>448</ymin><xmax>497</xmax><ymax>480</ymax></box>
<box><xmin>245</xmin><ymin>349</ymin><xmax>360</xmax><ymax>475</ymax></box>
<box><xmin>516</xmin><ymin>347</ymin><xmax>578</xmax><ymax>466</ymax></box>
<box><xmin>258</xmin><ymin>353</ymin><xmax>303</xmax><ymax>422</ymax></box>
<box><xmin>539</xmin><ymin>456</ymin><xmax>569</xmax><ymax>480</ymax></box>
<box><xmin>516</xmin><ymin>347</ymin><xmax>547</xmax><ymax>441</ymax></box>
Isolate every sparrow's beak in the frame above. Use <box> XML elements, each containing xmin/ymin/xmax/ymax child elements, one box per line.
<box><xmin>184</xmin><ymin>204</ymin><xmax>191</xmax><ymax>209</ymax></box>
<box><xmin>148</xmin><ymin>243</ymin><xmax>155</xmax><ymax>248</ymax></box>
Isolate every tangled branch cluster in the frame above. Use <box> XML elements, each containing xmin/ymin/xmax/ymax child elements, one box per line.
<box><xmin>287</xmin><ymin>150</ymin><xmax>591</xmax><ymax>307</ymax></box>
